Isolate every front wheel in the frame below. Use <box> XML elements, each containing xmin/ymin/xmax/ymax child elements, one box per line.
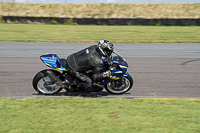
<box><xmin>105</xmin><ymin>75</ymin><xmax>133</xmax><ymax>94</ymax></box>
<box><xmin>32</xmin><ymin>69</ymin><xmax>63</xmax><ymax>95</ymax></box>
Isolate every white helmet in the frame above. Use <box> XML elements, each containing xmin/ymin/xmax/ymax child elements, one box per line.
<box><xmin>98</xmin><ymin>40</ymin><xmax>114</xmax><ymax>58</ymax></box>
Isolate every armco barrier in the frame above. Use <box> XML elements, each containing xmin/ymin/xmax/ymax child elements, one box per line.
<box><xmin>2</xmin><ymin>16</ymin><xmax>200</xmax><ymax>26</ymax></box>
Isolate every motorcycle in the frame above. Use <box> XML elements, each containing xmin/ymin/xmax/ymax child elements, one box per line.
<box><xmin>32</xmin><ymin>50</ymin><xmax>133</xmax><ymax>95</ymax></box>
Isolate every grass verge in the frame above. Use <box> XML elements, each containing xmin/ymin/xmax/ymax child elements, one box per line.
<box><xmin>0</xmin><ymin>23</ymin><xmax>200</xmax><ymax>43</ymax></box>
<box><xmin>0</xmin><ymin>97</ymin><xmax>200</xmax><ymax>133</ymax></box>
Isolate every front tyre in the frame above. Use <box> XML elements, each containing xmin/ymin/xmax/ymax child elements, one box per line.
<box><xmin>105</xmin><ymin>75</ymin><xmax>133</xmax><ymax>94</ymax></box>
<box><xmin>32</xmin><ymin>69</ymin><xmax>63</xmax><ymax>95</ymax></box>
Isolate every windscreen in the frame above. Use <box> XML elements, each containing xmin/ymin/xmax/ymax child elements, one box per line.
<box><xmin>112</xmin><ymin>50</ymin><xmax>124</xmax><ymax>61</ymax></box>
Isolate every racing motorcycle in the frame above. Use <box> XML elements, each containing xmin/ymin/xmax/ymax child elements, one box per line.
<box><xmin>32</xmin><ymin>50</ymin><xmax>133</xmax><ymax>95</ymax></box>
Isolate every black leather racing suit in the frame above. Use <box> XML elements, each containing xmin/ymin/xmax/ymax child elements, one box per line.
<box><xmin>66</xmin><ymin>45</ymin><xmax>104</xmax><ymax>89</ymax></box>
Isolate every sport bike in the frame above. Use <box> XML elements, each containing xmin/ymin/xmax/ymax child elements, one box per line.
<box><xmin>32</xmin><ymin>50</ymin><xmax>133</xmax><ymax>95</ymax></box>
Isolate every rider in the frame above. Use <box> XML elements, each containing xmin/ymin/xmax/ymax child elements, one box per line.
<box><xmin>66</xmin><ymin>40</ymin><xmax>114</xmax><ymax>90</ymax></box>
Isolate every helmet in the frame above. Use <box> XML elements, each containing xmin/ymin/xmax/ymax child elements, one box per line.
<box><xmin>98</xmin><ymin>40</ymin><xmax>114</xmax><ymax>58</ymax></box>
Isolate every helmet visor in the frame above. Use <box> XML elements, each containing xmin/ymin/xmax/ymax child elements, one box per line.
<box><xmin>107</xmin><ymin>49</ymin><xmax>113</xmax><ymax>57</ymax></box>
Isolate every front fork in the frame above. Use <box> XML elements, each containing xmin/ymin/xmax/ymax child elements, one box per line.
<box><xmin>113</xmin><ymin>72</ymin><xmax>130</xmax><ymax>87</ymax></box>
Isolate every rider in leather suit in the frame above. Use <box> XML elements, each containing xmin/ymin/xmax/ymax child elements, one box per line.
<box><xmin>66</xmin><ymin>40</ymin><xmax>114</xmax><ymax>90</ymax></box>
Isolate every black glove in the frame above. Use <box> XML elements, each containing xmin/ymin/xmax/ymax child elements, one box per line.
<box><xmin>109</xmin><ymin>66</ymin><xmax>116</xmax><ymax>72</ymax></box>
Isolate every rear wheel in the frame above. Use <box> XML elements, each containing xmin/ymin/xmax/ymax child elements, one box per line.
<box><xmin>32</xmin><ymin>69</ymin><xmax>63</xmax><ymax>95</ymax></box>
<box><xmin>105</xmin><ymin>75</ymin><xmax>133</xmax><ymax>94</ymax></box>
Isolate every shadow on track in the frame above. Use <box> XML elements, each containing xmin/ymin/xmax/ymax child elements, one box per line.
<box><xmin>32</xmin><ymin>91</ymin><xmax>131</xmax><ymax>98</ymax></box>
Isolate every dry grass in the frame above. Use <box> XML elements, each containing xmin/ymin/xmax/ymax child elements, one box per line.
<box><xmin>0</xmin><ymin>2</ymin><xmax>200</xmax><ymax>18</ymax></box>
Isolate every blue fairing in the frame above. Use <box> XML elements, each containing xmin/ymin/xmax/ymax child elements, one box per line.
<box><xmin>40</xmin><ymin>54</ymin><xmax>68</xmax><ymax>71</ymax></box>
<box><xmin>124</xmin><ymin>72</ymin><xmax>130</xmax><ymax>76</ymax></box>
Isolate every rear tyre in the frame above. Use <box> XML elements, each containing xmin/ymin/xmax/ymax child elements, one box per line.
<box><xmin>32</xmin><ymin>69</ymin><xmax>63</xmax><ymax>95</ymax></box>
<box><xmin>105</xmin><ymin>75</ymin><xmax>133</xmax><ymax>94</ymax></box>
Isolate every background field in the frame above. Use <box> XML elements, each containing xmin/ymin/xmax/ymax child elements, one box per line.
<box><xmin>0</xmin><ymin>23</ymin><xmax>199</xmax><ymax>43</ymax></box>
<box><xmin>0</xmin><ymin>98</ymin><xmax>200</xmax><ymax>133</ymax></box>
<box><xmin>0</xmin><ymin>3</ymin><xmax>200</xmax><ymax>18</ymax></box>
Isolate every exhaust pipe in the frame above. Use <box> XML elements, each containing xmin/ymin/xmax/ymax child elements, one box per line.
<box><xmin>46</xmin><ymin>70</ymin><xmax>62</xmax><ymax>86</ymax></box>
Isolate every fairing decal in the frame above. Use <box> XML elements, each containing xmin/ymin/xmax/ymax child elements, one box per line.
<box><xmin>110</xmin><ymin>75</ymin><xmax>120</xmax><ymax>80</ymax></box>
<box><xmin>119</xmin><ymin>65</ymin><xmax>128</xmax><ymax>69</ymax></box>
<box><xmin>40</xmin><ymin>54</ymin><xmax>68</xmax><ymax>71</ymax></box>
<box><xmin>94</xmin><ymin>84</ymin><xmax>104</xmax><ymax>87</ymax></box>
<box><xmin>123</xmin><ymin>72</ymin><xmax>130</xmax><ymax>77</ymax></box>
<box><xmin>114</xmin><ymin>70</ymin><xmax>123</xmax><ymax>74</ymax></box>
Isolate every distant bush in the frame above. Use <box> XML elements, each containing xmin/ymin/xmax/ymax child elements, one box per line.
<box><xmin>49</xmin><ymin>20</ymin><xmax>58</xmax><ymax>24</ymax></box>
<box><xmin>156</xmin><ymin>19</ymin><xmax>162</xmax><ymax>26</ymax></box>
<box><xmin>64</xmin><ymin>18</ymin><xmax>74</xmax><ymax>25</ymax></box>
<box><xmin>0</xmin><ymin>16</ymin><xmax>3</xmax><ymax>23</ymax></box>
<box><xmin>103</xmin><ymin>19</ymin><xmax>108</xmax><ymax>25</ymax></box>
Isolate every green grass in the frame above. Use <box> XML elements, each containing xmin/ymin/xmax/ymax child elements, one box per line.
<box><xmin>0</xmin><ymin>23</ymin><xmax>200</xmax><ymax>43</ymax></box>
<box><xmin>0</xmin><ymin>97</ymin><xmax>200</xmax><ymax>133</ymax></box>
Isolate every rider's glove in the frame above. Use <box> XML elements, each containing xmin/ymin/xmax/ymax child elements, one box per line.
<box><xmin>109</xmin><ymin>66</ymin><xmax>116</xmax><ymax>72</ymax></box>
<box><xmin>103</xmin><ymin>70</ymin><xmax>111</xmax><ymax>78</ymax></box>
<box><xmin>109</xmin><ymin>66</ymin><xmax>114</xmax><ymax>71</ymax></box>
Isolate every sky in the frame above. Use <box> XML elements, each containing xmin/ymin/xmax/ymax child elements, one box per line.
<box><xmin>1</xmin><ymin>0</ymin><xmax>199</xmax><ymax>4</ymax></box>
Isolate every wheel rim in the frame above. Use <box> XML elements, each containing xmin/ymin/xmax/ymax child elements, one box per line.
<box><xmin>37</xmin><ymin>77</ymin><xmax>61</xmax><ymax>94</ymax></box>
<box><xmin>107</xmin><ymin>77</ymin><xmax>130</xmax><ymax>94</ymax></box>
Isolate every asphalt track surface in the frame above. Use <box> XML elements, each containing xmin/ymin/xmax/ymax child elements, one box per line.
<box><xmin>0</xmin><ymin>42</ymin><xmax>200</xmax><ymax>99</ymax></box>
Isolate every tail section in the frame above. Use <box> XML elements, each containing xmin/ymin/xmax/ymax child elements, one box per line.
<box><xmin>40</xmin><ymin>54</ymin><xmax>68</xmax><ymax>71</ymax></box>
